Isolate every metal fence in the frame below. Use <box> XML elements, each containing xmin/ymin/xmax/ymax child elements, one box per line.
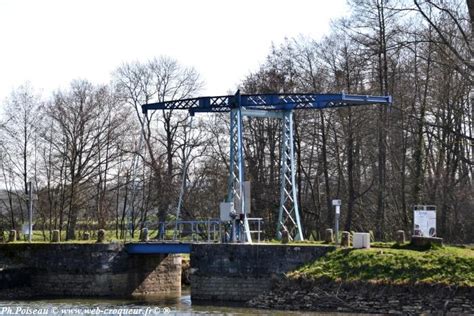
<box><xmin>153</xmin><ymin>218</ymin><xmax>264</xmax><ymax>243</ymax></box>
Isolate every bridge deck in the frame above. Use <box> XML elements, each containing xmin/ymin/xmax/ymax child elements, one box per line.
<box><xmin>125</xmin><ymin>242</ymin><xmax>193</xmax><ymax>254</ymax></box>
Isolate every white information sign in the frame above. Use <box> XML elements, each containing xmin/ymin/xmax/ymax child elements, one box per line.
<box><xmin>219</xmin><ymin>202</ymin><xmax>233</xmax><ymax>221</ymax></box>
<box><xmin>22</xmin><ymin>224</ymin><xmax>31</xmax><ymax>235</ymax></box>
<box><xmin>414</xmin><ymin>210</ymin><xmax>436</xmax><ymax>237</ymax></box>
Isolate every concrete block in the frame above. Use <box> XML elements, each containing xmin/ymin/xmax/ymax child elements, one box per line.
<box><xmin>281</xmin><ymin>230</ymin><xmax>289</xmax><ymax>244</ymax></box>
<box><xmin>8</xmin><ymin>229</ymin><xmax>16</xmax><ymax>242</ymax></box>
<box><xmin>396</xmin><ymin>230</ymin><xmax>405</xmax><ymax>244</ymax></box>
<box><xmin>410</xmin><ymin>236</ymin><xmax>443</xmax><ymax>247</ymax></box>
<box><xmin>325</xmin><ymin>228</ymin><xmax>334</xmax><ymax>243</ymax></box>
<box><xmin>341</xmin><ymin>231</ymin><xmax>350</xmax><ymax>247</ymax></box>
<box><xmin>353</xmin><ymin>233</ymin><xmax>370</xmax><ymax>249</ymax></box>
<box><xmin>51</xmin><ymin>230</ymin><xmax>60</xmax><ymax>242</ymax></box>
<box><xmin>96</xmin><ymin>229</ymin><xmax>106</xmax><ymax>243</ymax></box>
<box><xmin>140</xmin><ymin>228</ymin><xmax>149</xmax><ymax>242</ymax></box>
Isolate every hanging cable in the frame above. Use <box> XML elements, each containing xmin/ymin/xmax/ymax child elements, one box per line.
<box><xmin>174</xmin><ymin>115</ymin><xmax>194</xmax><ymax>240</ymax></box>
<box><xmin>124</xmin><ymin>115</ymin><xmax>146</xmax><ymax>242</ymax></box>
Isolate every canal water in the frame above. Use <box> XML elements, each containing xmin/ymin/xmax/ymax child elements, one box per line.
<box><xmin>0</xmin><ymin>290</ymin><xmax>350</xmax><ymax>315</ymax></box>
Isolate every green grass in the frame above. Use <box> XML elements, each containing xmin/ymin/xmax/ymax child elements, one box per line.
<box><xmin>265</xmin><ymin>239</ymin><xmax>328</xmax><ymax>245</ymax></box>
<box><xmin>292</xmin><ymin>245</ymin><xmax>474</xmax><ymax>287</ymax></box>
<box><xmin>2</xmin><ymin>229</ymin><xmax>153</xmax><ymax>243</ymax></box>
<box><xmin>2</xmin><ymin>228</ymin><xmax>220</xmax><ymax>243</ymax></box>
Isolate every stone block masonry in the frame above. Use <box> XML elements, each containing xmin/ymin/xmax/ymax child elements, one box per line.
<box><xmin>0</xmin><ymin>243</ymin><xmax>181</xmax><ymax>298</ymax></box>
<box><xmin>248</xmin><ymin>278</ymin><xmax>474</xmax><ymax>314</ymax></box>
<box><xmin>190</xmin><ymin>244</ymin><xmax>335</xmax><ymax>302</ymax></box>
<box><xmin>0</xmin><ymin>243</ymin><xmax>332</xmax><ymax>301</ymax></box>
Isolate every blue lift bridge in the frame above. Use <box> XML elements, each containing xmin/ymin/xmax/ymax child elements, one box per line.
<box><xmin>141</xmin><ymin>91</ymin><xmax>392</xmax><ymax>244</ymax></box>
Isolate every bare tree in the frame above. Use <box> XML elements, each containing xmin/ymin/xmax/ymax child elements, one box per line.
<box><xmin>0</xmin><ymin>83</ymin><xmax>42</xmax><ymax>229</ymax></box>
<box><xmin>113</xmin><ymin>56</ymin><xmax>203</xmax><ymax>237</ymax></box>
<box><xmin>45</xmin><ymin>80</ymin><xmax>127</xmax><ymax>239</ymax></box>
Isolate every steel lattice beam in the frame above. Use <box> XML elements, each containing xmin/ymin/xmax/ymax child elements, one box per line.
<box><xmin>142</xmin><ymin>92</ymin><xmax>392</xmax><ymax>114</ymax></box>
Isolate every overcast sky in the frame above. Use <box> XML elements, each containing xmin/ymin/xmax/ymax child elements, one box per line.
<box><xmin>0</xmin><ymin>0</ymin><xmax>349</xmax><ymax>102</ymax></box>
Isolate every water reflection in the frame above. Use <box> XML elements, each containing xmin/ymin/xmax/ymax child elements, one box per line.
<box><xmin>0</xmin><ymin>291</ymin><xmax>356</xmax><ymax>315</ymax></box>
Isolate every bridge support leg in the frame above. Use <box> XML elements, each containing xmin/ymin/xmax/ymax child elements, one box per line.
<box><xmin>227</xmin><ymin>107</ymin><xmax>252</xmax><ymax>243</ymax></box>
<box><xmin>277</xmin><ymin>110</ymin><xmax>304</xmax><ymax>241</ymax></box>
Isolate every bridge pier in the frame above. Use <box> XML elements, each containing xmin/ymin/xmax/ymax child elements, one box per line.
<box><xmin>127</xmin><ymin>253</ymin><xmax>182</xmax><ymax>296</ymax></box>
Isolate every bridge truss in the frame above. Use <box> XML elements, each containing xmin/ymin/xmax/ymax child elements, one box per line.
<box><xmin>142</xmin><ymin>91</ymin><xmax>391</xmax><ymax>243</ymax></box>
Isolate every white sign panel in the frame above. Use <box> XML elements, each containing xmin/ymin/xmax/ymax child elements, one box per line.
<box><xmin>220</xmin><ymin>202</ymin><xmax>233</xmax><ymax>221</ymax></box>
<box><xmin>414</xmin><ymin>210</ymin><xmax>436</xmax><ymax>237</ymax></box>
<box><xmin>22</xmin><ymin>224</ymin><xmax>31</xmax><ymax>235</ymax></box>
<box><xmin>332</xmin><ymin>199</ymin><xmax>341</xmax><ymax>206</ymax></box>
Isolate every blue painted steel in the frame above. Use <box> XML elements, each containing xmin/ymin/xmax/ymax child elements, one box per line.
<box><xmin>237</xmin><ymin>107</ymin><xmax>252</xmax><ymax>243</ymax></box>
<box><xmin>142</xmin><ymin>92</ymin><xmax>392</xmax><ymax>114</ymax></box>
<box><xmin>125</xmin><ymin>242</ymin><xmax>192</xmax><ymax>254</ymax></box>
<box><xmin>141</xmin><ymin>91</ymin><xmax>392</xmax><ymax>244</ymax></box>
<box><xmin>277</xmin><ymin>111</ymin><xmax>304</xmax><ymax>241</ymax></box>
<box><xmin>227</xmin><ymin>109</ymin><xmax>237</xmax><ymax>204</ymax></box>
<box><xmin>227</xmin><ymin>107</ymin><xmax>252</xmax><ymax>243</ymax></box>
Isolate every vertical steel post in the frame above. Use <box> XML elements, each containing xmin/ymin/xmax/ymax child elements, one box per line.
<box><xmin>228</xmin><ymin>109</ymin><xmax>238</xmax><ymax>242</ymax></box>
<box><xmin>227</xmin><ymin>110</ymin><xmax>236</xmax><ymax>203</ymax></box>
<box><xmin>277</xmin><ymin>117</ymin><xmax>288</xmax><ymax>236</ymax></box>
<box><xmin>236</xmin><ymin>108</ymin><xmax>252</xmax><ymax>243</ymax></box>
<box><xmin>289</xmin><ymin>112</ymin><xmax>304</xmax><ymax>241</ymax></box>
<box><xmin>277</xmin><ymin>111</ymin><xmax>304</xmax><ymax>241</ymax></box>
<box><xmin>227</xmin><ymin>94</ymin><xmax>252</xmax><ymax>243</ymax></box>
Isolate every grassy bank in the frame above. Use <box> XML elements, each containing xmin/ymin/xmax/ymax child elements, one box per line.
<box><xmin>292</xmin><ymin>245</ymin><xmax>474</xmax><ymax>287</ymax></box>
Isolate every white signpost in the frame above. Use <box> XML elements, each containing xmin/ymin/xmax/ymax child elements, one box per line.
<box><xmin>332</xmin><ymin>199</ymin><xmax>341</xmax><ymax>244</ymax></box>
<box><xmin>413</xmin><ymin>205</ymin><xmax>437</xmax><ymax>237</ymax></box>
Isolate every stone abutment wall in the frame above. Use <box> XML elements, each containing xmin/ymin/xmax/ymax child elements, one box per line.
<box><xmin>0</xmin><ymin>244</ymin><xmax>181</xmax><ymax>298</ymax></box>
<box><xmin>190</xmin><ymin>244</ymin><xmax>335</xmax><ymax>302</ymax></box>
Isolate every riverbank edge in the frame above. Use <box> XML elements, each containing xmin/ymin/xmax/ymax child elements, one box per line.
<box><xmin>247</xmin><ymin>276</ymin><xmax>474</xmax><ymax>314</ymax></box>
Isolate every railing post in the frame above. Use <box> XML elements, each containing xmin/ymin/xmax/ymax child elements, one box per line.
<box><xmin>219</xmin><ymin>222</ymin><xmax>222</xmax><ymax>243</ymax></box>
<box><xmin>258</xmin><ymin>219</ymin><xmax>261</xmax><ymax>243</ymax></box>
<box><xmin>207</xmin><ymin>219</ymin><xmax>211</xmax><ymax>242</ymax></box>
